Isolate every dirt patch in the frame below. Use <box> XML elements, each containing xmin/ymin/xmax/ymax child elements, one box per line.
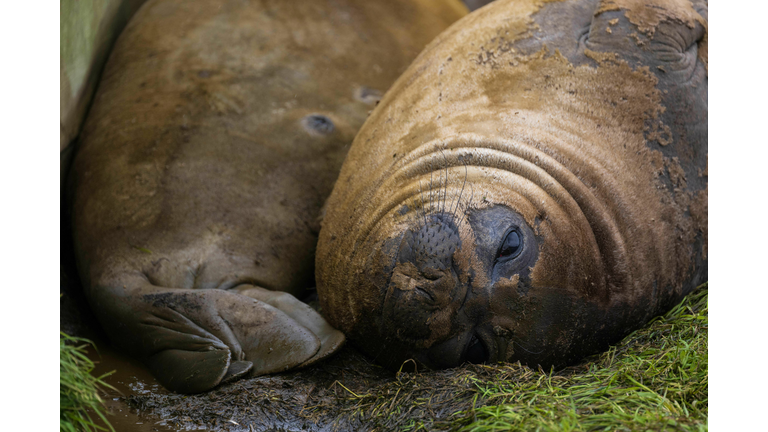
<box><xmin>125</xmin><ymin>343</ymin><xmax>500</xmax><ymax>431</ymax></box>
<box><xmin>81</xmin><ymin>284</ymin><xmax>706</xmax><ymax>432</ymax></box>
<box><xmin>106</xmin><ymin>286</ymin><xmax>707</xmax><ymax>431</ymax></box>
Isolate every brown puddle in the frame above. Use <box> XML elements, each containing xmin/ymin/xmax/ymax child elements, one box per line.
<box><xmin>87</xmin><ymin>343</ymin><xmax>206</xmax><ymax>432</ymax></box>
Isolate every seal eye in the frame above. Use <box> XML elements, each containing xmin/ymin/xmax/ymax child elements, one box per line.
<box><xmin>464</xmin><ymin>335</ymin><xmax>488</xmax><ymax>364</ymax></box>
<box><xmin>497</xmin><ymin>229</ymin><xmax>523</xmax><ymax>260</ymax></box>
<box><xmin>302</xmin><ymin>114</ymin><xmax>335</xmax><ymax>135</ymax></box>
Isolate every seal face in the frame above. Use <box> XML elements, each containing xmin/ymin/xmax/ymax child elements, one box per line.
<box><xmin>68</xmin><ymin>0</ymin><xmax>467</xmax><ymax>393</ymax></box>
<box><xmin>316</xmin><ymin>0</ymin><xmax>708</xmax><ymax>371</ymax></box>
<box><xmin>382</xmin><ymin>206</ymin><xmax>542</xmax><ymax>368</ymax></box>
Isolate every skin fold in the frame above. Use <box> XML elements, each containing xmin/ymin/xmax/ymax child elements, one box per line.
<box><xmin>316</xmin><ymin>0</ymin><xmax>707</xmax><ymax>371</ymax></box>
<box><xmin>68</xmin><ymin>0</ymin><xmax>467</xmax><ymax>394</ymax></box>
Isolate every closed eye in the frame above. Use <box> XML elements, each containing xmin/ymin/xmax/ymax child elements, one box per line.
<box><xmin>414</xmin><ymin>286</ymin><xmax>435</xmax><ymax>302</ymax></box>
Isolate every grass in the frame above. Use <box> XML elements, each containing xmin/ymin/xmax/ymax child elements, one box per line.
<box><xmin>459</xmin><ymin>283</ymin><xmax>708</xmax><ymax>432</ymax></box>
<box><xmin>341</xmin><ymin>283</ymin><xmax>708</xmax><ymax>431</ymax></box>
<box><xmin>60</xmin><ymin>332</ymin><xmax>115</xmax><ymax>432</ymax></box>
<box><xmin>127</xmin><ymin>283</ymin><xmax>708</xmax><ymax>431</ymax></box>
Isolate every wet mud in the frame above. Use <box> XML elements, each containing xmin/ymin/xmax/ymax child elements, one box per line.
<box><xmin>70</xmin><ymin>291</ymin><xmax>484</xmax><ymax>431</ymax></box>
<box><xmin>124</xmin><ymin>346</ymin><xmax>396</xmax><ymax>431</ymax></box>
<box><xmin>63</xmin><ymin>235</ymin><xmax>477</xmax><ymax>431</ymax></box>
<box><xmin>83</xmin><ymin>332</ymin><xmax>404</xmax><ymax>431</ymax></box>
<box><xmin>89</xmin><ymin>339</ymin><xmax>497</xmax><ymax>432</ymax></box>
<box><xmin>86</xmin><ymin>344</ymin><xmax>185</xmax><ymax>432</ymax></box>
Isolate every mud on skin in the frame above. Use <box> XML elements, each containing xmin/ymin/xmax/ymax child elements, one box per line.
<box><xmin>316</xmin><ymin>0</ymin><xmax>707</xmax><ymax>372</ymax></box>
<box><xmin>67</xmin><ymin>0</ymin><xmax>468</xmax><ymax>394</ymax></box>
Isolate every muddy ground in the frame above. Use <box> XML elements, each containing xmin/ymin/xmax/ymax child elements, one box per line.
<box><xmin>64</xmin><ymin>259</ymin><xmax>491</xmax><ymax>432</ymax></box>
<box><xmin>67</xmin><ymin>286</ymin><xmax>490</xmax><ymax>432</ymax></box>
<box><xmin>62</xmin><ymin>218</ymin><xmax>484</xmax><ymax>432</ymax></box>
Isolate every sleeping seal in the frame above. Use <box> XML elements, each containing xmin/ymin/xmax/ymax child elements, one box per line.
<box><xmin>316</xmin><ymin>0</ymin><xmax>707</xmax><ymax>370</ymax></box>
<box><xmin>68</xmin><ymin>0</ymin><xmax>467</xmax><ymax>393</ymax></box>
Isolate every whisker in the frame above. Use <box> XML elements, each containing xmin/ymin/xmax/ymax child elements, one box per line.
<box><xmin>429</xmin><ymin>159</ymin><xmax>435</xmax><ymax>214</ymax></box>
<box><xmin>452</xmin><ymin>157</ymin><xmax>468</xmax><ymax>216</ymax></box>
<box><xmin>512</xmin><ymin>339</ymin><xmax>545</xmax><ymax>355</ymax></box>
<box><xmin>418</xmin><ymin>180</ymin><xmax>428</xmax><ymax>227</ymax></box>
<box><xmin>458</xmin><ymin>182</ymin><xmax>474</xmax><ymax>227</ymax></box>
<box><xmin>440</xmin><ymin>149</ymin><xmax>449</xmax><ymax>215</ymax></box>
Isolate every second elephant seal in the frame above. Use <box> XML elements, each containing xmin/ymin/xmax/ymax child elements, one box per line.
<box><xmin>68</xmin><ymin>0</ymin><xmax>467</xmax><ymax>393</ymax></box>
<box><xmin>317</xmin><ymin>0</ymin><xmax>707</xmax><ymax>370</ymax></box>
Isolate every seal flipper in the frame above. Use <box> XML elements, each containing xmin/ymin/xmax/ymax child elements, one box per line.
<box><xmin>220</xmin><ymin>360</ymin><xmax>254</xmax><ymax>384</ymax></box>
<box><xmin>91</xmin><ymin>277</ymin><xmax>320</xmax><ymax>393</ymax></box>
<box><xmin>148</xmin><ymin>349</ymin><xmax>233</xmax><ymax>394</ymax></box>
<box><xmin>144</xmin><ymin>290</ymin><xmax>321</xmax><ymax>392</ymax></box>
<box><xmin>212</xmin><ymin>289</ymin><xmax>322</xmax><ymax>376</ymax></box>
<box><xmin>233</xmin><ymin>285</ymin><xmax>346</xmax><ymax>367</ymax></box>
<box><xmin>138</xmin><ymin>302</ymin><xmax>237</xmax><ymax>393</ymax></box>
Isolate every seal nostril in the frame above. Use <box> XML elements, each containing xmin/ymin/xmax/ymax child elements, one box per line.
<box><xmin>302</xmin><ymin>114</ymin><xmax>335</xmax><ymax>135</ymax></box>
<box><xmin>415</xmin><ymin>286</ymin><xmax>435</xmax><ymax>301</ymax></box>
<box><xmin>355</xmin><ymin>86</ymin><xmax>383</xmax><ymax>105</ymax></box>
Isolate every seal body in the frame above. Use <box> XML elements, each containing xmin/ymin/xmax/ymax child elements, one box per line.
<box><xmin>68</xmin><ymin>0</ymin><xmax>466</xmax><ymax>393</ymax></box>
<box><xmin>316</xmin><ymin>0</ymin><xmax>707</xmax><ymax>370</ymax></box>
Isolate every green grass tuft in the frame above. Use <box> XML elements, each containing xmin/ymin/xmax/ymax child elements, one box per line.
<box><xmin>336</xmin><ymin>284</ymin><xmax>708</xmax><ymax>431</ymax></box>
<box><xmin>60</xmin><ymin>332</ymin><xmax>116</xmax><ymax>432</ymax></box>
<box><xmin>453</xmin><ymin>283</ymin><xmax>708</xmax><ymax>431</ymax></box>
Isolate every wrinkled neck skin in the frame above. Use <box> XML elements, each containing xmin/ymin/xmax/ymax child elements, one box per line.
<box><xmin>316</xmin><ymin>0</ymin><xmax>707</xmax><ymax>370</ymax></box>
<box><xmin>335</xmin><ymin>121</ymin><xmax>667</xmax><ymax>369</ymax></box>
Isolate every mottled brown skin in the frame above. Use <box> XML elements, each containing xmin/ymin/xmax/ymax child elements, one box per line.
<box><xmin>68</xmin><ymin>0</ymin><xmax>467</xmax><ymax>394</ymax></box>
<box><xmin>316</xmin><ymin>0</ymin><xmax>707</xmax><ymax>371</ymax></box>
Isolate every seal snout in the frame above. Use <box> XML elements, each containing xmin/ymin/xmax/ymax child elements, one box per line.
<box><xmin>380</xmin><ymin>212</ymin><xmax>464</xmax><ymax>347</ymax></box>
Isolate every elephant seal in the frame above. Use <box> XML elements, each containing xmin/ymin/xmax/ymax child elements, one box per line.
<box><xmin>68</xmin><ymin>0</ymin><xmax>467</xmax><ymax>393</ymax></box>
<box><xmin>316</xmin><ymin>0</ymin><xmax>707</xmax><ymax>371</ymax></box>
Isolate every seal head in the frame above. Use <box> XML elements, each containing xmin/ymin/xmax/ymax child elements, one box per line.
<box><xmin>316</xmin><ymin>0</ymin><xmax>708</xmax><ymax>371</ymax></box>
